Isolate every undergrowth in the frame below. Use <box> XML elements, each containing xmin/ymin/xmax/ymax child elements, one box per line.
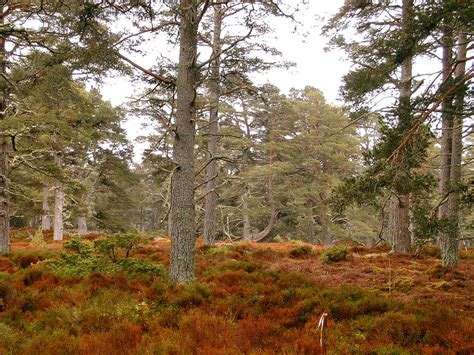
<box><xmin>0</xmin><ymin>235</ymin><xmax>472</xmax><ymax>354</ymax></box>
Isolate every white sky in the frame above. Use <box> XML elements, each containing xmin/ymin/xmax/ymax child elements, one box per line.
<box><xmin>99</xmin><ymin>1</ymin><xmax>348</xmax><ymax>161</ymax></box>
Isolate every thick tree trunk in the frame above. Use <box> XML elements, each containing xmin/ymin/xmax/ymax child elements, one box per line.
<box><xmin>389</xmin><ymin>194</ymin><xmax>411</xmax><ymax>252</ymax></box>
<box><xmin>53</xmin><ymin>156</ymin><xmax>63</xmax><ymax>241</ymax></box>
<box><xmin>41</xmin><ymin>186</ymin><xmax>51</xmax><ymax>230</ymax></box>
<box><xmin>77</xmin><ymin>216</ymin><xmax>87</xmax><ymax>235</ymax></box>
<box><xmin>203</xmin><ymin>4</ymin><xmax>222</xmax><ymax>245</ymax></box>
<box><xmin>169</xmin><ymin>0</ymin><xmax>199</xmax><ymax>283</ymax></box>
<box><xmin>388</xmin><ymin>0</ymin><xmax>412</xmax><ymax>252</ymax></box>
<box><xmin>442</xmin><ymin>32</ymin><xmax>467</xmax><ymax>267</ymax></box>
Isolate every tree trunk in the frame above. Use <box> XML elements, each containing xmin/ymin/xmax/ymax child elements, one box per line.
<box><xmin>0</xmin><ymin>137</ymin><xmax>8</xmax><ymax>253</ymax></box>
<box><xmin>53</xmin><ymin>156</ymin><xmax>64</xmax><ymax>241</ymax></box>
<box><xmin>442</xmin><ymin>32</ymin><xmax>467</xmax><ymax>267</ymax></box>
<box><xmin>438</xmin><ymin>25</ymin><xmax>454</xmax><ymax>251</ymax></box>
<box><xmin>242</xmin><ymin>193</ymin><xmax>252</xmax><ymax>241</ymax></box>
<box><xmin>41</xmin><ymin>186</ymin><xmax>51</xmax><ymax>230</ymax></box>
<box><xmin>252</xmin><ymin>203</ymin><xmax>278</xmax><ymax>242</ymax></box>
<box><xmin>77</xmin><ymin>216</ymin><xmax>87</xmax><ymax>235</ymax></box>
<box><xmin>169</xmin><ymin>0</ymin><xmax>199</xmax><ymax>284</ymax></box>
<box><xmin>388</xmin><ymin>0</ymin><xmax>412</xmax><ymax>252</ymax></box>
<box><xmin>0</xmin><ymin>13</ymin><xmax>9</xmax><ymax>253</ymax></box>
<box><xmin>388</xmin><ymin>194</ymin><xmax>411</xmax><ymax>252</ymax></box>
<box><xmin>321</xmin><ymin>213</ymin><xmax>333</xmax><ymax>246</ymax></box>
<box><xmin>203</xmin><ymin>3</ymin><xmax>222</xmax><ymax>246</ymax></box>
<box><xmin>307</xmin><ymin>214</ymin><xmax>317</xmax><ymax>244</ymax></box>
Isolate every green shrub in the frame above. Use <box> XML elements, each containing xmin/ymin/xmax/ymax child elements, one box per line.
<box><xmin>273</xmin><ymin>236</ymin><xmax>284</xmax><ymax>243</ymax></box>
<box><xmin>47</xmin><ymin>234</ymin><xmax>163</xmax><ymax>277</ymax></box>
<box><xmin>30</xmin><ymin>229</ymin><xmax>47</xmax><ymax>249</ymax></box>
<box><xmin>200</xmin><ymin>246</ymin><xmax>232</xmax><ymax>256</ymax></box>
<box><xmin>289</xmin><ymin>245</ymin><xmax>314</xmax><ymax>258</ymax></box>
<box><xmin>173</xmin><ymin>283</ymin><xmax>211</xmax><ymax>307</ymax></box>
<box><xmin>321</xmin><ymin>246</ymin><xmax>348</xmax><ymax>263</ymax></box>
<box><xmin>116</xmin><ymin>258</ymin><xmax>166</xmax><ymax>277</ymax></box>
<box><xmin>46</xmin><ymin>254</ymin><xmax>103</xmax><ymax>276</ymax></box>
<box><xmin>64</xmin><ymin>238</ymin><xmax>93</xmax><ymax>256</ymax></box>
<box><xmin>94</xmin><ymin>233</ymin><xmax>153</xmax><ymax>262</ymax></box>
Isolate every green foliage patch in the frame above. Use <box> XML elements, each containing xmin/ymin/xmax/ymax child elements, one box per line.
<box><xmin>47</xmin><ymin>234</ymin><xmax>164</xmax><ymax>277</ymax></box>
<box><xmin>321</xmin><ymin>245</ymin><xmax>348</xmax><ymax>263</ymax></box>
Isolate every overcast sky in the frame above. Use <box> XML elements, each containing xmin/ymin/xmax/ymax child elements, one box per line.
<box><xmin>99</xmin><ymin>1</ymin><xmax>348</xmax><ymax>161</ymax></box>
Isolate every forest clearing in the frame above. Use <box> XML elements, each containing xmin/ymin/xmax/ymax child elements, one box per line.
<box><xmin>0</xmin><ymin>229</ymin><xmax>472</xmax><ymax>354</ymax></box>
<box><xmin>0</xmin><ymin>0</ymin><xmax>472</xmax><ymax>354</ymax></box>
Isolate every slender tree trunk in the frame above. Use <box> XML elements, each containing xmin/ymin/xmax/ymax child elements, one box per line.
<box><xmin>0</xmin><ymin>136</ymin><xmax>8</xmax><ymax>253</ymax></box>
<box><xmin>77</xmin><ymin>216</ymin><xmax>87</xmax><ymax>235</ymax></box>
<box><xmin>442</xmin><ymin>32</ymin><xmax>467</xmax><ymax>267</ymax></box>
<box><xmin>438</xmin><ymin>25</ymin><xmax>454</xmax><ymax>244</ymax></box>
<box><xmin>241</xmin><ymin>100</ymin><xmax>253</xmax><ymax>241</ymax></box>
<box><xmin>320</xmin><ymin>213</ymin><xmax>333</xmax><ymax>246</ymax></box>
<box><xmin>169</xmin><ymin>0</ymin><xmax>199</xmax><ymax>283</ymax></box>
<box><xmin>203</xmin><ymin>3</ymin><xmax>222</xmax><ymax>245</ymax></box>
<box><xmin>307</xmin><ymin>204</ymin><xmax>317</xmax><ymax>244</ymax></box>
<box><xmin>41</xmin><ymin>186</ymin><xmax>51</xmax><ymax>230</ymax></box>
<box><xmin>0</xmin><ymin>12</ymin><xmax>9</xmax><ymax>253</ymax></box>
<box><xmin>53</xmin><ymin>156</ymin><xmax>63</xmax><ymax>241</ymax></box>
<box><xmin>388</xmin><ymin>0</ymin><xmax>412</xmax><ymax>253</ymax></box>
<box><xmin>242</xmin><ymin>194</ymin><xmax>252</xmax><ymax>241</ymax></box>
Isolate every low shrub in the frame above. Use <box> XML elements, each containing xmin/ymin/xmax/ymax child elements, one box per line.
<box><xmin>17</xmin><ymin>255</ymin><xmax>40</xmax><ymax>269</ymax></box>
<box><xmin>64</xmin><ymin>238</ymin><xmax>93</xmax><ymax>256</ymax></box>
<box><xmin>419</xmin><ymin>244</ymin><xmax>441</xmax><ymax>258</ymax></box>
<box><xmin>0</xmin><ymin>257</ymin><xmax>16</xmax><ymax>273</ymax></box>
<box><xmin>48</xmin><ymin>234</ymin><xmax>164</xmax><ymax>278</ymax></box>
<box><xmin>289</xmin><ymin>245</ymin><xmax>315</xmax><ymax>259</ymax></box>
<box><xmin>94</xmin><ymin>233</ymin><xmax>153</xmax><ymax>262</ymax></box>
<box><xmin>171</xmin><ymin>283</ymin><xmax>211</xmax><ymax>307</ymax></box>
<box><xmin>30</xmin><ymin>229</ymin><xmax>48</xmax><ymax>249</ymax></box>
<box><xmin>321</xmin><ymin>245</ymin><xmax>348</xmax><ymax>263</ymax></box>
<box><xmin>0</xmin><ymin>322</ymin><xmax>23</xmax><ymax>353</ymax></box>
<box><xmin>116</xmin><ymin>258</ymin><xmax>166</xmax><ymax>277</ymax></box>
<box><xmin>200</xmin><ymin>246</ymin><xmax>232</xmax><ymax>256</ymax></box>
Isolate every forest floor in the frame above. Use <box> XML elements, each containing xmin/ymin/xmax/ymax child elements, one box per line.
<box><xmin>0</xmin><ymin>228</ymin><xmax>473</xmax><ymax>354</ymax></box>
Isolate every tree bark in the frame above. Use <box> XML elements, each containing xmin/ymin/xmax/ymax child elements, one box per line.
<box><xmin>442</xmin><ymin>31</ymin><xmax>467</xmax><ymax>267</ymax></box>
<box><xmin>53</xmin><ymin>157</ymin><xmax>64</xmax><ymax>241</ymax></box>
<box><xmin>0</xmin><ymin>137</ymin><xmax>8</xmax><ymax>253</ymax></box>
<box><xmin>388</xmin><ymin>0</ymin><xmax>413</xmax><ymax>253</ymax></box>
<box><xmin>169</xmin><ymin>0</ymin><xmax>199</xmax><ymax>283</ymax></box>
<box><xmin>388</xmin><ymin>194</ymin><xmax>411</xmax><ymax>252</ymax></box>
<box><xmin>41</xmin><ymin>186</ymin><xmax>51</xmax><ymax>230</ymax></box>
<box><xmin>307</xmin><ymin>204</ymin><xmax>317</xmax><ymax>244</ymax></box>
<box><xmin>320</xmin><ymin>213</ymin><xmax>333</xmax><ymax>246</ymax></box>
<box><xmin>77</xmin><ymin>216</ymin><xmax>87</xmax><ymax>235</ymax></box>
<box><xmin>438</xmin><ymin>25</ymin><xmax>454</xmax><ymax>241</ymax></box>
<box><xmin>203</xmin><ymin>3</ymin><xmax>222</xmax><ymax>246</ymax></box>
<box><xmin>0</xmin><ymin>11</ymin><xmax>9</xmax><ymax>253</ymax></box>
<box><xmin>252</xmin><ymin>203</ymin><xmax>278</xmax><ymax>242</ymax></box>
<box><xmin>242</xmin><ymin>193</ymin><xmax>252</xmax><ymax>241</ymax></box>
